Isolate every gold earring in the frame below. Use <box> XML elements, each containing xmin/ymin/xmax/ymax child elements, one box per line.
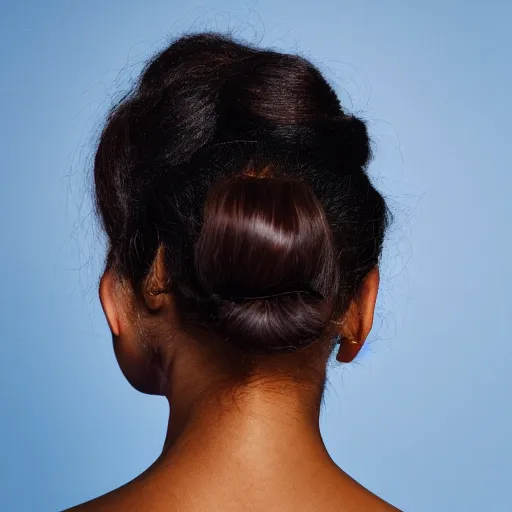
<box><xmin>333</xmin><ymin>334</ymin><xmax>359</xmax><ymax>346</ymax></box>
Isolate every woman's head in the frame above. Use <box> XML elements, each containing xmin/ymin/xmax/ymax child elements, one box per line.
<box><xmin>95</xmin><ymin>32</ymin><xmax>389</xmax><ymax>395</ymax></box>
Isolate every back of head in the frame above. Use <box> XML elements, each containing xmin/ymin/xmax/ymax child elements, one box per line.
<box><xmin>94</xmin><ymin>32</ymin><xmax>389</xmax><ymax>357</ymax></box>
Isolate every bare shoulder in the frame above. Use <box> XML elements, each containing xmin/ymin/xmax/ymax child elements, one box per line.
<box><xmin>320</xmin><ymin>466</ymin><xmax>402</xmax><ymax>512</ymax></box>
<box><xmin>61</xmin><ymin>481</ymin><xmax>145</xmax><ymax>512</ymax></box>
<box><xmin>63</xmin><ymin>484</ymin><xmax>400</xmax><ymax>512</ymax></box>
<box><xmin>62</xmin><ymin>462</ymin><xmax>401</xmax><ymax>512</ymax></box>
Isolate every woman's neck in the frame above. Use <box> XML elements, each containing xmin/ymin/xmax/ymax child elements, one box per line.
<box><xmin>154</xmin><ymin>345</ymin><xmax>336</xmax><ymax>486</ymax></box>
<box><xmin>141</xmin><ymin>374</ymin><xmax>339</xmax><ymax>511</ymax></box>
<box><xmin>71</xmin><ymin>346</ymin><xmax>399</xmax><ymax>511</ymax></box>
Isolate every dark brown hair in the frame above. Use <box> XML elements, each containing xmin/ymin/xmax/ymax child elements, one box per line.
<box><xmin>94</xmin><ymin>32</ymin><xmax>390</xmax><ymax>354</ymax></box>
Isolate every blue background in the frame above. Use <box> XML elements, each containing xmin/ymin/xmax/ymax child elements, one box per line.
<box><xmin>1</xmin><ymin>1</ymin><xmax>510</xmax><ymax>510</ymax></box>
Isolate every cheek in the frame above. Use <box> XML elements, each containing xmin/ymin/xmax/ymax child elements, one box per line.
<box><xmin>112</xmin><ymin>332</ymin><xmax>162</xmax><ymax>395</ymax></box>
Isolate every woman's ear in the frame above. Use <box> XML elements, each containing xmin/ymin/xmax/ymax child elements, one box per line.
<box><xmin>99</xmin><ymin>269</ymin><xmax>121</xmax><ymax>337</ymax></box>
<box><xmin>336</xmin><ymin>267</ymin><xmax>380</xmax><ymax>363</ymax></box>
<box><xmin>142</xmin><ymin>244</ymin><xmax>172</xmax><ymax>311</ymax></box>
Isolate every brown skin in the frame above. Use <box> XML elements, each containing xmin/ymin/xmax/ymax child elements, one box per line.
<box><xmin>65</xmin><ymin>258</ymin><xmax>400</xmax><ymax>512</ymax></box>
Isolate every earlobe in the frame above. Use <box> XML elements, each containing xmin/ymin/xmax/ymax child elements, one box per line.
<box><xmin>99</xmin><ymin>270</ymin><xmax>120</xmax><ymax>337</ymax></box>
<box><xmin>336</xmin><ymin>336</ymin><xmax>362</xmax><ymax>363</ymax></box>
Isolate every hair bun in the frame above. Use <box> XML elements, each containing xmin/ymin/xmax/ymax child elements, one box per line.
<box><xmin>194</xmin><ymin>174</ymin><xmax>339</xmax><ymax>352</ymax></box>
